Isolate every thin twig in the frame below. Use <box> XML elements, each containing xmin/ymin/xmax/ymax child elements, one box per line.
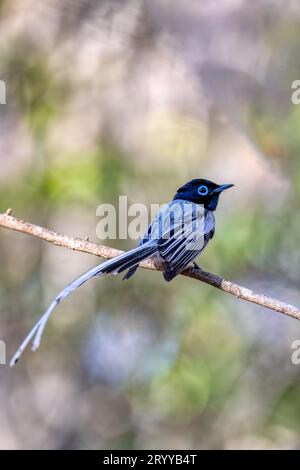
<box><xmin>0</xmin><ymin>212</ymin><xmax>299</xmax><ymax>322</ymax></box>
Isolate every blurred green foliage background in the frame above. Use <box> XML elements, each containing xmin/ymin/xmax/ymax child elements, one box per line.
<box><xmin>1</xmin><ymin>0</ymin><xmax>300</xmax><ymax>449</ymax></box>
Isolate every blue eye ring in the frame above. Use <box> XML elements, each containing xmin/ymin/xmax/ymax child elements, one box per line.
<box><xmin>198</xmin><ymin>185</ymin><xmax>209</xmax><ymax>196</ymax></box>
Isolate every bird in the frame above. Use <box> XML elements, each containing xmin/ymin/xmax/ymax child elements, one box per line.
<box><xmin>10</xmin><ymin>178</ymin><xmax>233</xmax><ymax>366</ymax></box>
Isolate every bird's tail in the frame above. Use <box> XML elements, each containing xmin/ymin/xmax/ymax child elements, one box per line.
<box><xmin>10</xmin><ymin>242</ymin><xmax>157</xmax><ymax>367</ymax></box>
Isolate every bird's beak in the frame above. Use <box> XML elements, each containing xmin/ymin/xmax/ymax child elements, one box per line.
<box><xmin>213</xmin><ymin>183</ymin><xmax>234</xmax><ymax>194</ymax></box>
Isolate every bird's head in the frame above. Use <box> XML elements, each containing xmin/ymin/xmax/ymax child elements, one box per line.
<box><xmin>173</xmin><ymin>178</ymin><xmax>234</xmax><ymax>211</ymax></box>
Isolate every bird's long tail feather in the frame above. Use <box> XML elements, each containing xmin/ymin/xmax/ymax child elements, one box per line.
<box><xmin>10</xmin><ymin>243</ymin><xmax>157</xmax><ymax>367</ymax></box>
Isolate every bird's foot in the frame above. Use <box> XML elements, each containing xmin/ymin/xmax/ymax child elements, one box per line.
<box><xmin>193</xmin><ymin>261</ymin><xmax>201</xmax><ymax>270</ymax></box>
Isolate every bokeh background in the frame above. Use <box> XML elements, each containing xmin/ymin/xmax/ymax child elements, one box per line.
<box><xmin>1</xmin><ymin>0</ymin><xmax>300</xmax><ymax>450</ymax></box>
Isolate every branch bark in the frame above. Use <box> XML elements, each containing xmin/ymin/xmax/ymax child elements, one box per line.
<box><xmin>1</xmin><ymin>211</ymin><xmax>299</xmax><ymax>321</ymax></box>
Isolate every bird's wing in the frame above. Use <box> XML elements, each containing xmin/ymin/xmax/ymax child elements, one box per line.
<box><xmin>124</xmin><ymin>200</ymin><xmax>215</xmax><ymax>281</ymax></box>
<box><xmin>156</xmin><ymin>201</ymin><xmax>215</xmax><ymax>281</ymax></box>
<box><xmin>123</xmin><ymin>201</ymin><xmax>183</xmax><ymax>280</ymax></box>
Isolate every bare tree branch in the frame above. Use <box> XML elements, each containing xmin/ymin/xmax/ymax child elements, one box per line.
<box><xmin>0</xmin><ymin>211</ymin><xmax>299</xmax><ymax>322</ymax></box>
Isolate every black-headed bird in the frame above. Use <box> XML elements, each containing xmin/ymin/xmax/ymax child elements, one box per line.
<box><xmin>10</xmin><ymin>178</ymin><xmax>233</xmax><ymax>366</ymax></box>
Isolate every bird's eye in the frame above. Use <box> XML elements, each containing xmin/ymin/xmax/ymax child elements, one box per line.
<box><xmin>198</xmin><ymin>185</ymin><xmax>209</xmax><ymax>196</ymax></box>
